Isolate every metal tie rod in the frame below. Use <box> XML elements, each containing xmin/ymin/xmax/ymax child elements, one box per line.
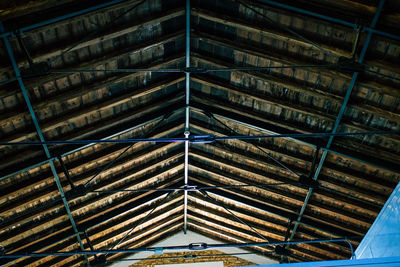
<box><xmin>0</xmin><ymin>237</ymin><xmax>358</xmax><ymax>258</ymax></box>
<box><xmin>1</xmin><ymin>130</ymin><xmax>398</xmax><ymax>145</ymax></box>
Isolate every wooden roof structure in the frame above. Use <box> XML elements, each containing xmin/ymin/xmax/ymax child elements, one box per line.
<box><xmin>0</xmin><ymin>0</ymin><xmax>400</xmax><ymax>265</ymax></box>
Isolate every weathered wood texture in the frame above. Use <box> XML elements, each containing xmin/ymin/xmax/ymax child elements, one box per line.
<box><xmin>0</xmin><ymin>0</ymin><xmax>399</xmax><ymax>265</ymax></box>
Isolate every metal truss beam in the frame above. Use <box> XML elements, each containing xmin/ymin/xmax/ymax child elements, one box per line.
<box><xmin>0</xmin><ymin>130</ymin><xmax>397</xmax><ymax>146</ymax></box>
<box><xmin>6</xmin><ymin>106</ymin><xmax>395</xmax><ymax>183</ymax></box>
<box><xmin>256</xmin><ymin>0</ymin><xmax>400</xmax><ymax>41</ymax></box>
<box><xmin>286</xmin><ymin>0</ymin><xmax>386</xmax><ymax>247</ymax></box>
<box><xmin>0</xmin><ymin>21</ymin><xmax>89</xmax><ymax>266</ymax></box>
<box><xmin>183</xmin><ymin>0</ymin><xmax>191</xmax><ymax>235</ymax></box>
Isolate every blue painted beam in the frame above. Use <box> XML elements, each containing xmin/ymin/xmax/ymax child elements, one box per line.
<box><xmin>190</xmin><ymin>107</ymin><xmax>400</xmax><ymax>174</ymax></box>
<box><xmin>285</xmin><ymin>0</ymin><xmax>386</xmax><ymax>247</ymax></box>
<box><xmin>0</xmin><ymin>237</ymin><xmax>357</xmax><ymax>258</ymax></box>
<box><xmin>0</xmin><ymin>113</ymin><xmax>175</xmax><ymax>182</ymax></box>
<box><xmin>184</xmin><ymin>0</ymin><xmax>191</xmax><ymax>235</ymax></box>
<box><xmin>2</xmin><ymin>107</ymin><xmax>397</xmax><ymax>184</ymax></box>
<box><xmin>0</xmin><ymin>20</ymin><xmax>90</xmax><ymax>265</ymax></box>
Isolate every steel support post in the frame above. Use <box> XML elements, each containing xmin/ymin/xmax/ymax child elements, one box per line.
<box><xmin>0</xmin><ymin>21</ymin><xmax>89</xmax><ymax>265</ymax></box>
<box><xmin>257</xmin><ymin>0</ymin><xmax>400</xmax><ymax>41</ymax></box>
<box><xmin>286</xmin><ymin>0</ymin><xmax>386</xmax><ymax>247</ymax></box>
<box><xmin>183</xmin><ymin>0</ymin><xmax>191</xmax><ymax>235</ymax></box>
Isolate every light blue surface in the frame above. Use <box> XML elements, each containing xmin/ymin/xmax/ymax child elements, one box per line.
<box><xmin>355</xmin><ymin>182</ymin><xmax>400</xmax><ymax>259</ymax></box>
<box><xmin>238</xmin><ymin>182</ymin><xmax>400</xmax><ymax>266</ymax></box>
<box><xmin>236</xmin><ymin>257</ymin><xmax>400</xmax><ymax>267</ymax></box>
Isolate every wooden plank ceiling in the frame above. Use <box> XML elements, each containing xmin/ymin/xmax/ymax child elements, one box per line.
<box><xmin>0</xmin><ymin>0</ymin><xmax>400</xmax><ymax>266</ymax></box>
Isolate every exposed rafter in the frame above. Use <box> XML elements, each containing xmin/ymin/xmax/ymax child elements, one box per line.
<box><xmin>0</xmin><ymin>0</ymin><xmax>399</xmax><ymax>266</ymax></box>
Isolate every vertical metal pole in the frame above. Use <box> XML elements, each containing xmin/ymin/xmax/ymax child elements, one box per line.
<box><xmin>285</xmin><ymin>0</ymin><xmax>386</xmax><ymax>247</ymax></box>
<box><xmin>183</xmin><ymin>0</ymin><xmax>191</xmax><ymax>235</ymax></box>
<box><xmin>0</xmin><ymin>21</ymin><xmax>90</xmax><ymax>265</ymax></box>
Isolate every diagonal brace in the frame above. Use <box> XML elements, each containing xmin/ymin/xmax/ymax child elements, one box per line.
<box><xmin>0</xmin><ymin>21</ymin><xmax>89</xmax><ymax>265</ymax></box>
<box><xmin>285</xmin><ymin>0</ymin><xmax>386</xmax><ymax>248</ymax></box>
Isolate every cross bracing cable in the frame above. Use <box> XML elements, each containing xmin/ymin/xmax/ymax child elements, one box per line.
<box><xmin>0</xmin><ymin>77</ymin><xmax>17</xmax><ymax>86</ymax></box>
<box><xmin>2</xmin><ymin>63</ymin><xmax>397</xmax><ymax>86</ymax></box>
<box><xmin>47</xmin><ymin>0</ymin><xmax>147</xmax><ymax>66</ymax></box>
<box><xmin>0</xmin><ymin>182</ymin><xmax>294</xmax><ymax>227</ymax></box>
<box><xmin>0</xmin><ymin>64</ymin><xmax>336</xmax><ymax>86</ymax></box>
<box><xmin>0</xmin><ymin>113</ymin><xmax>176</xmax><ymax>222</ymax></box>
<box><xmin>199</xmin><ymin>189</ymin><xmax>271</xmax><ymax>242</ymax></box>
<box><xmin>105</xmin><ymin>191</ymin><xmax>174</xmax><ymax>257</ymax></box>
<box><xmin>0</xmin><ymin>0</ymin><xmax>148</xmax><ymax>86</ymax></box>
<box><xmin>236</xmin><ymin>0</ymin><xmax>339</xmax><ymax>59</ymax></box>
<box><xmin>1</xmin><ymin>130</ymin><xmax>398</xmax><ymax>146</ymax></box>
<box><xmin>364</xmin><ymin>69</ymin><xmax>400</xmax><ymax>82</ymax></box>
<box><xmin>3</xmin><ymin>62</ymin><xmax>397</xmax><ymax>87</ymax></box>
<box><xmin>203</xmin><ymin>110</ymin><xmax>301</xmax><ymax>177</ymax></box>
<box><xmin>91</xmin><ymin>182</ymin><xmax>299</xmax><ymax>194</ymax></box>
<box><xmin>83</xmin><ymin>111</ymin><xmax>172</xmax><ymax>187</ymax></box>
<box><xmin>1</xmin><ymin>0</ymin><xmax>398</xmax><ymax>86</ymax></box>
<box><xmin>84</xmin><ymin>143</ymin><xmax>133</xmax><ymax>187</ymax></box>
